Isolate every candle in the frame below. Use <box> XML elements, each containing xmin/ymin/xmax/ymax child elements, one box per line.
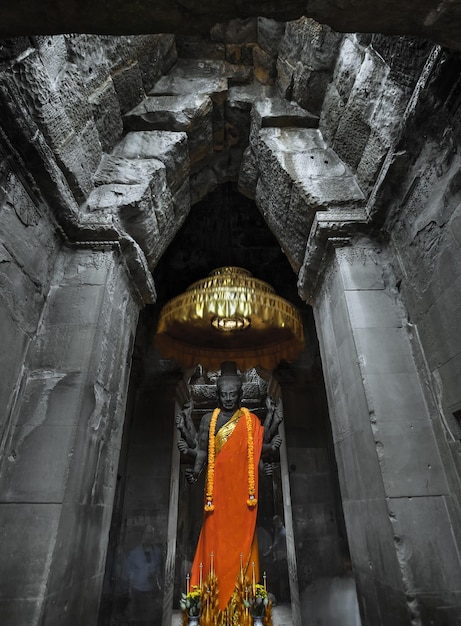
<box><xmin>199</xmin><ymin>562</ymin><xmax>203</xmax><ymax>589</ymax></box>
<box><xmin>252</xmin><ymin>561</ymin><xmax>256</xmax><ymax>595</ymax></box>
<box><xmin>210</xmin><ymin>552</ymin><xmax>214</xmax><ymax>576</ymax></box>
<box><xmin>186</xmin><ymin>572</ymin><xmax>190</xmax><ymax>595</ymax></box>
<box><xmin>263</xmin><ymin>571</ymin><xmax>266</xmax><ymax>591</ymax></box>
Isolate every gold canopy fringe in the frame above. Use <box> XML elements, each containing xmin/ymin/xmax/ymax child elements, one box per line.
<box><xmin>155</xmin><ymin>267</ymin><xmax>304</xmax><ymax>371</ymax></box>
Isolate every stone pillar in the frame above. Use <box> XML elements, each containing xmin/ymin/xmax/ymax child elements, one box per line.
<box><xmin>0</xmin><ymin>244</ymin><xmax>143</xmax><ymax>625</ymax></box>
<box><xmin>302</xmin><ymin>234</ymin><xmax>461</xmax><ymax>625</ymax></box>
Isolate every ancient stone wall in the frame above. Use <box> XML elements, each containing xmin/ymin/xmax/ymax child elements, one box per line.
<box><xmin>0</xmin><ymin>138</ymin><xmax>61</xmax><ymax>462</ymax></box>
<box><xmin>0</xmin><ymin>243</ymin><xmax>141</xmax><ymax>625</ymax></box>
<box><xmin>311</xmin><ymin>236</ymin><xmax>461</xmax><ymax>625</ymax></box>
<box><xmin>0</xmin><ymin>34</ymin><xmax>177</xmax><ymax>211</ymax></box>
<box><xmin>381</xmin><ymin>48</ymin><xmax>461</xmax><ymax>487</ymax></box>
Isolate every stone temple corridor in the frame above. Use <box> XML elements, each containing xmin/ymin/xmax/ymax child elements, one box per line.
<box><xmin>1</xmin><ymin>5</ymin><xmax>461</xmax><ymax>626</ymax></box>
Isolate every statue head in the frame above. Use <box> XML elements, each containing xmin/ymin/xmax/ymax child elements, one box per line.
<box><xmin>217</xmin><ymin>361</ymin><xmax>242</xmax><ymax>412</ymax></box>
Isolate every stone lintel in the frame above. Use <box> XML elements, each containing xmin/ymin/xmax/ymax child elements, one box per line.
<box><xmin>297</xmin><ymin>208</ymin><xmax>369</xmax><ymax>303</ymax></box>
<box><xmin>66</xmin><ymin>234</ymin><xmax>157</xmax><ymax>306</ymax></box>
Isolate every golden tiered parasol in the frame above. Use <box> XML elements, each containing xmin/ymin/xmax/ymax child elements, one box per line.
<box><xmin>154</xmin><ymin>267</ymin><xmax>304</xmax><ymax>371</ymax></box>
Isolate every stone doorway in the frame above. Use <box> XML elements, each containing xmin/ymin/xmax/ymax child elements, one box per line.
<box><xmin>98</xmin><ymin>183</ymin><xmax>353</xmax><ymax>625</ymax></box>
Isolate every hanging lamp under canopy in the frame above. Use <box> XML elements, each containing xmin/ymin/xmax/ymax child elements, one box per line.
<box><xmin>154</xmin><ymin>266</ymin><xmax>305</xmax><ymax>371</ymax></box>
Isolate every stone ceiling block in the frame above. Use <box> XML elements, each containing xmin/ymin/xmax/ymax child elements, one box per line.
<box><xmin>249</xmin><ymin>97</ymin><xmax>319</xmax><ymax>146</ymax></box>
<box><xmin>254</xmin><ymin>127</ymin><xmax>365</xmax><ymax>271</ymax></box>
<box><xmin>84</xmin><ymin>179</ymin><xmax>166</xmax><ymax>269</ymax></box>
<box><xmin>149</xmin><ymin>75</ymin><xmax>228</xmax><ymax>100</ymax></box>
<box><xmin>112</xmin><ymin>130</ymin><xmax>189</xmax><ymax>193</ymax></box>
<box><xmin>252</xmin><ymin>45</ymin><xmax>277</xmax><ymax>85</ymax></box>
<box><xmin>259</xmin><ymin>127</ymin><xmax>364</xmax><ymax>207</ymax></box>
<box><xmin>94</xmin><ymin>154</ymin><xmax>165</xmax><ymax>187</ymax></box>
<box><xmin>33</xmin><ymin>35</ymin><xmax>67</xmax><ymax>82</ymax></box>
<box><xmin>123</xmin><ymin>94</ymin><xmax>213</xmax><ymax>173</ymax></box>
<box><xmin>225</xmin><ymin>85</ymin><xmax>276</xmax><ymax>151</ymax></box>
<box><xmin>88</xmin><ymin>77</ymin><xmax>124</xmax><ymax>153</ymax></box>
<box><xmin>257</xmin><ymin>18</ymin><xmax>286</xmax><ymax>56</ymax></box>
<box><xmin>111</xmin><ymin>61</ymin><xmax>146</xmax><ymax>115</ymax></box>
<box><xmin>279</xmin><ymin>18</ymin><xmax>342</xmax><ymax>71</ymax></box>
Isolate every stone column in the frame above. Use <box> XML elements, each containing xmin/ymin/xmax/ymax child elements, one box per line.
<box><xmin>0</xmin><ymin>244</ymin><xmax>144</xmax><ymax>625</ymax></box>
<box><xmin>301</xmin><ymin>232</ymin><xmax>461</xmax><ymax>625</ymax></box>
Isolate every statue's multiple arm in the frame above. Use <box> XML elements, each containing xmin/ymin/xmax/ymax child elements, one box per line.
<box><xmin>176</xmin><ymin>400</ymin><xmax>198</xmax><ymax>458</ymax></box>
<box><xmin>177</xmin><ymin>394</ymin><xmax>283</xmax><ymax>482</ymax></box>
<box><xmin>261</xmin><ymin>396</ymin><xmax>283</xmax><ymax>478</ymax></box>
<box><xmin>181</xmin><ymin>411</ymin><xmax>210</xmax><ymax>484</ymax></box>
<box><xmin>191</xmin><ymin>413</ymin><xmax>210</xmax><ymax>478</ymax></box>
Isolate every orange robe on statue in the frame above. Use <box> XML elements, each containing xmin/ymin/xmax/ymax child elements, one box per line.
<box><xmin>190</xmin><ymin>408</ymin><xmax>264</xmax><ymax>611</ymax></box>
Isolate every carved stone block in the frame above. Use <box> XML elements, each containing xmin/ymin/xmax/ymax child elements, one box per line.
<box><xmin>124</xmin><ymin>94</ymin><xmax>213</xmax><ymax>173</ymax></box>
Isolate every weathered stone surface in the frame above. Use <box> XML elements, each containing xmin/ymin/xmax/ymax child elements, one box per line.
<box><xmin>257</xmin><ymin>17</ymin><xmax>286</xmax><ymax>56</ymax></box>
<box><xmin>136</xmin><ymin>34</ymin><xmax>178</xmax><ymax>92</ymax></box>
<box><xmin>390</xmin><ymin>495</ymin><xmax>461</xmax><ymax>593</ymax></box>
<box><xmin>258</xmin><ymin>127</ymin><xmax>364</xmax><ymax>207</ymax></box>
<box><xmin>0</xmin><ymin>503</ymin><xmax>61</xmax><ymax>599</ymax></box>
<box><xmin>88</xmin><ymin>77</ymin><xmax>124</xmax><ymax>153</ymax></box>
<box><xmin>4</xmin><ymin>49</ymin><xmax>97</xmax><ymax>201</ymax></box>
<box><xmin>332</xmin><ymin>47</ymin><xmax>391</xmax><ymax>171</ymax></box>
<box><xmin>226</xmin><ymin>86</ymin><xmax>278</xmax><ymax>156</ymax></box>
<box><xmin>330</xmin><ymin>36</ymin><xmax>367</xmax><ymax>106</ymax></box>
<box><xmin>252</xmin><ymin>45</ymin><xmax>277</xmax><ymax>85</ymax></box>
<box><xmin>85</xmin><ymin>181</ymin><xmax>166</xmax><ymax>269</ymax></box>
<box><xmin>238</xmin><ymin>146</ymin><xmax>259</xmax><ymax>199</ymax></box>
<box><xmin>32</xmin><ymin>35</ymin><xmax>67</xmax><ymax>82</ymax></box>
<box><xmin>0</xmin><ymin>169</ymin><xmax>59</xmax><ymax>292</ymax></box>
<box><xmin>292</xmin><ymin>63</ymin><xmax>333</xmax><ymax>116</ymax></box>
<box><xmin>227</xmin><ymin>83</ymin><xmax>276</xmax><ymax>113</ymax></box>
<box><xmin>112</xmin><ymin>130</ymin><xmax>189</xmax><ymax>192</ymax></box>
<box><xmin>279</xmin><ymin>17</ymin><xmax>342</xmax><ymax>71</ymax></box>
<box><xmin>168</xmin><ymin>57</ymin><xmax>252</xmax><ymax>86</ymax></box>
<box><xmin>90</xmin><ymin>151</ymin><xmax>191</xmax><ymax>267</ymax></box>
<box><xmin>124</xmin><ymin>94</ymin><xmax>213</xmax><ymax>172</ymax></box>
<box><xmin>277</xmin><ymin>18</ymin><xmax>342</xmax><ymax>102</ymax></box>
<box><xmin>149</xmin><ymin>74</ymin><xmax>228</xmax><ymax>99</ymax></box>
<box><xmin>254</xmin><ymin>130</ymin><xmax>365</xmax><ymax>270</ymax></box>
<box><xmin>65</xmin><ymin>35</ymin><xmax>111</xmax><ymax>92</ymax></box>
<box><xmin>319</xmin><ymin>85</ymin><xmax>346</xmax><ymax>146</ymax></box>
<box><xmin>249</xmin><ymin>96</ymin><xmax>319</xmax><ymax>147</ymax></box>
<box><xmin>94</xmin><ymin>154</ymin><xmax>163</xmax><ymax>187</ymax></box>
<box><xmin>55</xmin><ymin>63</ymin><xmax>94</xmax><ymax>135</ymax></box>
<box><xmin>111</xmin><ymin>61</ymin><xmax>146</xmax><ymax>114</ymax></box>
<box><xmin>149</xmin><ymin>62</ymin><xmax>227</xmax><ymax>157</ymax></box>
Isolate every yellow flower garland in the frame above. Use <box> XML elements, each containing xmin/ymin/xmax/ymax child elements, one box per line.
<box><xmin>205</xmin><ymin>408</ymin><xmax>220</xmax><ymax>511</ymax></box>
<box><xmin>242</xmin><ymin>408</ymin><xmax>257</xmax><ymax>507</ymax></box>
<box><xmin>204</xmin><ymin>407</ymin><xmax>257</xmax><ymax>512</ymax></box>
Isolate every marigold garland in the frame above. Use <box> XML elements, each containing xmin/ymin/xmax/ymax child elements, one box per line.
<box><xmin>242</xmin><ymin>408</ymin><xmax>257</xmax><ymax>507</ymax></box>
<box><xmin>205</xmin><ymin>408</ymin><xmax>220</xmax><ymax>511</ymax></box>
<box><xmin>205</xmin><ymin>407</ymin><xmax>257</xmax><ymax>512</ymax></box>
